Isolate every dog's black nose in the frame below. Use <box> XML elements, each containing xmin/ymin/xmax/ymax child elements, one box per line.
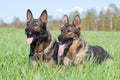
<box><xmin>58</xmin><ymin>35</ymin><xmax>63</xmax><ymax>41</ymax></box>
<box><xmin>25</xmin><ymin>27</ymin><xmax>30</xmax><ymax>33</ymax></box>
<box><xmin>25</xmin><ymin>26</ymin><xmax>32</xmax><ymax>34</ymax></box>
<box><xmin>25</xmin><ymin>27</ymin><xmax>32</xmax><ymax>37</ymax></box>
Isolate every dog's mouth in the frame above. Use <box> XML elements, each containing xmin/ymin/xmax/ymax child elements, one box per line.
<box><xmin>25</xmin><ymin>31</ymin><xmax>39</xmax><ymax>45</ymax></box>
<box><xmin>26</xmin><ymin>37</ymin><xmax>34</xmax><ymax>45</ymax></box>
<box><xmin>58</xmin><ymin>44</ymin><xmax>66</xmax><ymax>56</ymax></box>
<box><xmin>58</xmin><ymin>40</ymin><xmax>73</xmax><ymax>56</ymax></box>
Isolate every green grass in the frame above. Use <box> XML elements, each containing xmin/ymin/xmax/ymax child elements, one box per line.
<box><xmin>0</xmin><ymin>28</ymin><xmax>120</xmax><ymax>80</ymax></box>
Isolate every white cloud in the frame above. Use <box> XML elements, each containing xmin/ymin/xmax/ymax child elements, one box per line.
<box><xmin>71</xmin><ymin>6</ymin><xmax>83</xmax><ymax>13</ymax></box>
<box><xmin>103</xmin><ymin>6</ymin><xmax>116</xmax><ymax>14</ymax></box>
<box><xmin>56</xmin><ymin>6</ymin><xmax>83</xmax><ymax>14</ymax></box>
<box><xmin>103</xmin><ymin>6</ymin><xmax>108</xmax><ymax>12</ymax></box>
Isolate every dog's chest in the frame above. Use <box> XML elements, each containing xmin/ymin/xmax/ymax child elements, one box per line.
<box><xmin>34</xmin><ymin>41</ymin><xmax>49</xmax><ymax>53</ymax></box>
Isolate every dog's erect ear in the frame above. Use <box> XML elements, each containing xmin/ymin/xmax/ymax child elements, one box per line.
<box><xmin>40</xmin><ymin>9</ymin><xmax>48</xmax><ymax>23</ymax></box>
<box><xmin>61</xmin><ymin>15</ymin><xmax>69</xmax><ymax>27</ymax></box>
<box><xmin>72</xmin><ymin>15</ymin><xmax>81</xmax><ymax>30</ymax></box>
<box><xmin>26</xmin><ymin>9</ymin><xmax>33</xmax><ymax>22</ymax></box>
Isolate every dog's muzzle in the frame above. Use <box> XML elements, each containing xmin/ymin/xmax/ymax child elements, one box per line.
<box><xmin>25</xmin><ymin>27</ymin><xmax>34</xmax><ymax>45</ymax></box>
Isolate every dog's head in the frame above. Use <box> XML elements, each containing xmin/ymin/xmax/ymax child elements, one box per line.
<box><xmin>58</xmin><ymin>15</ymin><xmax>81</xmax><ymax>43</ymax></box>
<box><xmin>25</xmin><ymin>9</ymin><xmax>48</xmax><ymax>45</ymax></box>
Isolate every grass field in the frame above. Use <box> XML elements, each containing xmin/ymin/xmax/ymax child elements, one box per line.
<box><xmin>0</xmin><ymin>28</ymin><xmax>120</xmax><ymax>80</ymax></box>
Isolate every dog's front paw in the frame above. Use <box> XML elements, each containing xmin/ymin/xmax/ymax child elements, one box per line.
<box><xmin>63</xmin><ymin>57</ymin><xmax>70</xmax><ymax>66</ymax></box>
<box><xmin>44</xmin><ymin>48</ymin><xmax>50</xmax><ymax>54</ymax></box>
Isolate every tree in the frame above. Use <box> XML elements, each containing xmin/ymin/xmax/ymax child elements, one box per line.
<box><xmin>83</xmin><ymin>9</ymin><xmax>97</xmax><ymax>31</ymax></box>
<box><xmin>11</xmin><ymin>17</ymin><xmax>25</xmax><ymax>28</ymax></box>
<box><xmin>0</xmin><ymin>19</ymin><xmax>7</xmax><ymax>27</ymax></box>
<box><xmin>98</xmin><ymin>10</ymin><xmax>105</xmax><ymax>31</ymax></box>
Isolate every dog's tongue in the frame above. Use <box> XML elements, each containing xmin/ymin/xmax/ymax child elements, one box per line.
<box><xmin>58</xmin><ymin>44</ymin><xmax>66</xmax><ymax>56</ymax></box>
<box><xmin>26</xmin><ymin>37</ymin><xmax>33</xmax><ymax>45</ymax></box>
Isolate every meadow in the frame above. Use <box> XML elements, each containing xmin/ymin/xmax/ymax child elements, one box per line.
<box><xmin>0</xmin><ymin>28</ymin><xmax>120</xmax><ymax>80</ymax></box>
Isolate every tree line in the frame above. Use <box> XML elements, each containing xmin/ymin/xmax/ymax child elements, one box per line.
<box><xmin>0</xmin><ymin>3</ymin><xmax>120</xmax><ymax>31</ymax></box>
<box><xmin>49</xmin><ymin>4</ymin><xmax>120</xmax><ymax>31</ymax></box>
<box><xmin>67</xmin><ymin>3</ymin><xmax>120</xmax><ymax>31</ymax></box>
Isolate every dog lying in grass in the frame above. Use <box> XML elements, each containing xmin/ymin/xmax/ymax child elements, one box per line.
<box><xmin>58</xmin><ymin>15</ymin><xmax>113</xmax><ymax>68</ymax></box>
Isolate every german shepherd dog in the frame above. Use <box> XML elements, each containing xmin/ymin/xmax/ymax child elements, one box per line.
<box><xmin>25</xmin><ymin>9</ymin><xmax>58</xmax><ymax>67</ymax></box>
<box><xmin>58</xmin><ymin>15</ymin><xmax>113</xmax><ymax>67</ymax></box>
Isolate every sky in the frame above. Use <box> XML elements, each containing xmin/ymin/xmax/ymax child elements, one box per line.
<box><xmin>0</xmin><ymin>0</ymin><xmax>120</xmax><ymax>23</ymax></box>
